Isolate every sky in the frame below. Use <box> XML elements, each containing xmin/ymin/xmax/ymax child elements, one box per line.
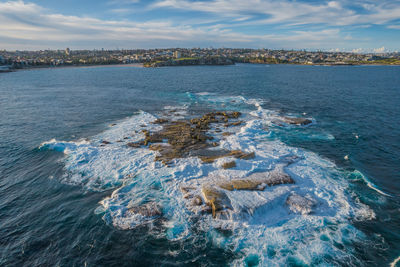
<box><xmin>0</xmin><ymin>0</ymin><xmax>399</xmax><ymax>51</ymax></box>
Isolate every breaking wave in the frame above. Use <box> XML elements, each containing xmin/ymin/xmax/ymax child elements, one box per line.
<box><xmin>39</xmin><ymin>93</ymin><xmax>380</xmax><ymax>265</ymax></box>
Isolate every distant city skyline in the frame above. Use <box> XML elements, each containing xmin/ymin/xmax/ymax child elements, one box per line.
<box><xmin>1</xmin><ymin>0</ymin><xmax>400</xmax><ymax>52</ymax></box>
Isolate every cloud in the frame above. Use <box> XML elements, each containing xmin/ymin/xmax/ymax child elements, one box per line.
<box><xmin>0</xmin><ymin>0</ymin><xmax>353</xmax><ymax>50</ymax></box>
<box><xmin>352</xmin><ymin>48</ymin><xmax>363</xmax><ymax>53</ymax></box>
<box><xmin>150</xmin><ymin>0</ymin><xmax>400</xmax><ymax>27</ymax></box>
<box><xmin>373</xmin><ymin>46</ymin><xmax>386</xmax><ymax>53</ymax></box>
<box><xmin>0</xmin><ymin>0</ymin><xmax>398</xmax><ymax>50</ymax></box>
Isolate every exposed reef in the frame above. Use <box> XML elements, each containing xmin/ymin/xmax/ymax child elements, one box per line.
<box><xmin>118</xmin><ymin>110</ymin><xmax>318</xmax><ymax>221</ymax></box>
<box><xmin>126</xmin><ymin>111</ymin><xmax>252</xmax><ymax>166</ymax></box>
<box><xmin>181</xmin><ymin>164</ymin><xmax>297</xmax><ymax>219</ymax></box>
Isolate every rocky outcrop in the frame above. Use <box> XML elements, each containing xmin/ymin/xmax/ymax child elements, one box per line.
<box><xmin>202</xmin><ymin>185</ymin><xmax>233</xmax><ymax>218</ymax></box>
<box><xmin>128</xmin><ymin>202</ymin><xmax>162</xmax><ymax>217</ymax></box>
<box><xmin>222</xmin><ymin>161</ymin><xmax>236</xmax><ymax>169</ymax></box>
<box><xmin>183</xmin><ymin>166</ymin><xmax>296</xmax><ymax>219</ymax></box>
<box><xmin>126</xmin><ymin>111</ymin><xmax>255</xmax><ymax>165</ymax></box>
<box><xmin>283</xmin><ymin>117</ymin><xmax>313</xmax><ymax>126</ymax></box>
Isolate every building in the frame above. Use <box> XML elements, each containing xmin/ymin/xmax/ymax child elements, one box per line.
<box><xmin>0</xmin><ymin>55</ymin><xmax>4</xmax><ymax>64</ymax></box>
<box><xmin>65</xmin><ymin>48</ymin><xmax>71</xmax><ymax>56</ymax></box>
<box><xmin>174</xmin><ymin>51</ymin><xmax>181</xmax><ymax>59</ymax></box>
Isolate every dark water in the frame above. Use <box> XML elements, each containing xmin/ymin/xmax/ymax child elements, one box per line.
<box><xmin>0</xmin><ymin>64</ymin><xmax>399</xmax><ymax>266</ymax></box>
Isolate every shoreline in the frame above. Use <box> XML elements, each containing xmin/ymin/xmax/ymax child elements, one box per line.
<box><xmin>0</xmin><ymin>63</ymin><xmax>144</xmax><ymax>73</ymax></box>
<box><xmin>1</xmin><ymin>61</ymin><xmax>399</xmax><ymax>73</ymax></box>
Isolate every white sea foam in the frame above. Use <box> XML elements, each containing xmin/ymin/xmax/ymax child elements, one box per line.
<box><xmin>40</xmin><ymin>95</ymin><xmax>379</xmax><ymax>265</ymax></box>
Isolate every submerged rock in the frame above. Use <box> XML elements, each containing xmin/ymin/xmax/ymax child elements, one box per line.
<box><xmin>286</xmin><ymin>193</ymin><xmax>316</xmax><ymax>215</ymax></box>
<box><xmin>127</xmin><ymin>142</ymin><xmax>143</xmax><ymax>148</ymax></box>
<box><xmin>128</xmin><ymin>202</ymin><xmax>162</xmax><ymax>217</ymax></box>
<box><xmin>283</xmin><ymin>117</ymin><xmax>313</xmax><ymax>126</ymax></box>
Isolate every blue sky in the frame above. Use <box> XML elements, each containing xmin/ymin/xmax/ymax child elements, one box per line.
<box><xmin>0</xmin><ymin>0</ymin><xmax>399</xmax><ymax>51</ymax></box>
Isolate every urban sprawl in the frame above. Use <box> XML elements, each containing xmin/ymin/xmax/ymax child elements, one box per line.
<box><xmin>1</xmin><ymin>48</ymin><xmax>399</xmax><ymax>71</ymax></box>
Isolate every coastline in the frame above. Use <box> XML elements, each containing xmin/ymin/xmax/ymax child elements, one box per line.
<box><xmin>2</xmin><ymin>61</ymin><xmax>399</xmax><ymax>73</ymax></box>
<box><xmin>0</xmin><ymin>63</ymin><xmax>144</xmax><ymax>73</ymax></box>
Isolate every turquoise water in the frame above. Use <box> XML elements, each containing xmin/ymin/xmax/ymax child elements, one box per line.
<box><xmin>0</xmin><ymin>64</ymin><xmax>399</xmax><ymax>266</ymax></box>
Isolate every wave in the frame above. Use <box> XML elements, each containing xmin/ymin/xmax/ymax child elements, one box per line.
<box><xmin>39</xmin><ymin>94</ymin><xmax>379</xmax><ymax>265</ymax></box>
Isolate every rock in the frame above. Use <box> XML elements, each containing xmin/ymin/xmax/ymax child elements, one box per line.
<box><xmin>101</xmin><ymin>140</ymin><xmax>111</xmax><ymax>144</ymax></box>
<box><xmin>284</xmin><ymin>117</ymin><xmax>312</xmax><ymax>126</ymax></box>
<box><xmin>140</xmin><ymin>111</ymin><xmax>245</xmax><ymax>164</ymax></box>
<box><xmin>180</xmin><ymin>186</ymin><xmax>196</xmax><ymax>194</ymax></box>
<box><xmin>202</xmin><ymin>185</ymin><xmax>232</xmax><ymax>218</ymax></box>
<box><xmin>238</xmin><ymin>151</ymin><xmax>255</xmax><ymax>160</ymax></box>
<box><xmin>218</xmin><ymin>179</ymin><xmax>266</xmax><ymax>191</ymax></box>
<box><xmin>222</xmin><ymin>132</ymin><xmax>232</xmax><ymax>136</ymax></box>
<box><xmin>128</xmin><ymin>202</ymin><xmax>162</xmax><ymax>217</ymax></box>
<box><xmin>222</xmin><ymin>161</ymin><xmax>236</xmax><ymax>169</ymax></box>
<box><xmin>217</xmin><ymin>168</ymin><xmax>294</xmax><ymax>191</ymax></box>
<box><xmin>286</xmin><ymin>193</ymin><xmax>315</xmax><ymax>215</ymax></box>
<box><xmin>182</xmin><ymin>166</ymin><xmax>295</xmax><ymax>220</ymax></box>
<box><xmin>192</xmin><ymin>195</ymin><xmax>203</xmax><ymax>206</ymax></box>
<box><xmin>225</xmin><ymin>121</ymin><xmax>244</xmax><ymax>127</ymax></box>
<box><xmin>231</xmin><ymin>111</ymin><xmax>241</xmax><ymax>118</ymax></box>
<box><xmin>152</xmin><ymin>118</ymin><xmax>169</xmax><ymax>124</ymax></box>
<box><xmin>199</xmin><ymin>150</ymin><xmax>255</xmax><ymax>163</ymax></box>
<box><xmin>127</xmin><ymin>142</ymin><xmax>143</xmax><ymax>148</ymax></box>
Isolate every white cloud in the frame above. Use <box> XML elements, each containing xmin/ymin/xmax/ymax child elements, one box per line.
<box><xmin>373</xmin><ymin>46</ymin><xmax>385</xmax><ymax>53</ymax></box>
<box><xmin>0</xmin><ymin>0</ymin><xmax>353</xmax><ymax>50</ymax></box>
<box><xmin>0</xmin><ymin>0</ymin><xmax>397</xmax><ymax>50</ymax></box>
<box><xmin>150</xmin><ymin>0</ymin><xmax>400</xmax><ymax>27</ymax></box>
<box><xmin>352</xmin><ymin>48</ymin><xmax>363</xmax><ymax>53</ymax></box>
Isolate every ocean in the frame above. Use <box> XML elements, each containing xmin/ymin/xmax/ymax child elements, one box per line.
<box><xmin>0</xmin><ymin>64</ymin><xmax>399</xmax><ymax>266</ymax></box>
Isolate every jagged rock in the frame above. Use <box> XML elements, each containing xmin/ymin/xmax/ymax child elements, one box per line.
<box><xmin>225</xmin><ymin>121</ymin><xmax>244</xmax><ymax>127</ymax></box>
<box><xmin>286</xmin><ymin>193</ymin><xmax>315</xmax><ymax>215</ymax></box>
<box><xmin>217</xmin><ymin>169</ymin><xmax>294</xmax><ymax>191</ymax></box>
<box><xmin>138</xmin><ymin>111</ymin><xmax>249</xmax><ymax>164</ymax></box>
<box><xmin>238</xmin><ymin>151</ymin><xmax>255</xmax><ymax>160</ymax></box>
<box><xmin>222</xmin><ymin>161</ymin><xmax>236</xmax><ymax>169</ymax></box>
<box><xmin>152</xmin><ymin>118</ymin><xmax>169</xmax><ymax>124</ymax></box>
<box><xmin>202</xmin><ymin>185</ymin><xmax>232</xmax><ymax>218</ymax></box>
<box><xmin>182</xmin><ymin>166</ymin><xmax>295</xmax><ymax>219</ymax></box>
<box><xmin>284</xmin><ymin>117</ymin><xmax>312</xmax><ymax>126</ymax></box>
<box><xmin>127</xmin><ymin>142</ymin><xmax>143</xmax><ymax>148</ymax></box>
<box><xmin>128</xmin><ymin>202</ymin><xmax>162</xmax><ymax>217</ymax></box>
<box><xmin>192</xmin><ymin>195</ymin><xmax>203</xmax><ymax>206</ymax></box>
<box><xmin>200</xmin><ymin>150</ymin><xmax>255</xmax><ymax>163</ymax></box>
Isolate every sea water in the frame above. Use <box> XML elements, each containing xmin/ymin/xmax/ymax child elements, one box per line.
<box><xmin>1</xmin><ymin>64</ymin><xmax>399</xmax><ymax>266</ymax></box>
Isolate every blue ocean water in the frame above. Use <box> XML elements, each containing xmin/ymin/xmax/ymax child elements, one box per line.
<box><xmin>0</xmin><ymin>64</ymin><xmax>399</xmax><ymax>266</ymax></box>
